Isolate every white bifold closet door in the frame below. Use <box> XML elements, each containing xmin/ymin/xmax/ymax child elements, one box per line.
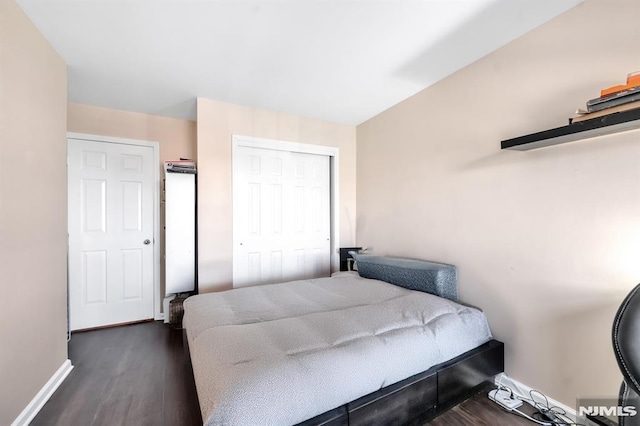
<box><xmin>234</xmin><ymin>146</ymin><xmax>331</xmax><ymax>287</ymax></box>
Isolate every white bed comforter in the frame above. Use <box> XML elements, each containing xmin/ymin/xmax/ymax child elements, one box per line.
<box><xmin>183</xmin><ymin>274</ymin><xmax>492</xmax><ymax>426</ymax></box>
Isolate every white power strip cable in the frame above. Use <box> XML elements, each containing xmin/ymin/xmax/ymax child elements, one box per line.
<box><xmin>488</xmin><ymin>389</ymin><xmax>523</xmax><ymax>410</ymax></box>
<box><xmin>488</xmin><ymin>388</ymin><xmax>554</xmax><ymax>426</ymax></box>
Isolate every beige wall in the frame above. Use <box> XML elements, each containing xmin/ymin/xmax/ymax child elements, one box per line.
<box><xmin>68</xmin><ymin>103</ymin><xmax>197</xmax><ymax>298</ymax></box>
<box><xmin>68</xmin><ymin>103</ymin><xmax>197</xmax><ymax>163</ymax></box>
<box><xmin>0</xmin><ymin>0</ymin><xmax>68</xmax><ymax>423</ymax></box>
<box><xmin>357</xmin><ymin>0</ymin><xmax>640</xmax><ymax>407</ymax></box>
<box><xmin>197</xmin><ymin>98</ymin><xmax>356</xmax><ymax>292</ymax></box>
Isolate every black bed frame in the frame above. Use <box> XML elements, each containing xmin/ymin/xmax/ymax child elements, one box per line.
<box><xmin>183</xmin><ymin>332</ymin><xmax>504</xmax><ymax>425</ymax></box>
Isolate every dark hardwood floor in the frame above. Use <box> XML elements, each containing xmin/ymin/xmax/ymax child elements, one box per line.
<box><xmin>32</xmin><ymin>321</ymin><xmax>201</xmax><ymax>426</ymax></box>
<box><xmin>427</xmin><ymin>391</ymin><xmax>543</xmax><ymax>426</ymax></box>
<box><xmin>33</xmin><ymin>321</ymin><xmax>534</xmax><ymax>426</ymax></box>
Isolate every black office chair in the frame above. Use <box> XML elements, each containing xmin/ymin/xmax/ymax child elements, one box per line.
<box><xmin>613</xmin><ymin>283</ymin><xmax>640</xmax><ymax>426</ymax></box>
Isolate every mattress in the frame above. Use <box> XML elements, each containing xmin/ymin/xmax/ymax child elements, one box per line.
<box><xmin>183</xmin><ymin>274</ymin><xmax>492</xmax><ymax>426</ymax></box>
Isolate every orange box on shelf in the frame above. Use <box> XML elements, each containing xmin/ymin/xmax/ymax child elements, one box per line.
<box><xmin>600</xmin><ymin>71</ymin><xmax>640</xmax><ymax>97</ymax></box>
<box><xmin>601</xmin><ymin>84</ymin><xmax>628</xmax><ymax>97</ymax></box>
<box><xmin>627</xmin><ymin>71</ymin><xmax>640</xmax><ymax>86</ymax></box>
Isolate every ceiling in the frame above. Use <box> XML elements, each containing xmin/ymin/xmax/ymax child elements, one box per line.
<box><xmin>18</xmin><ymin>0</ymin><xmax>582</xmax><ymax>125</ymax></box>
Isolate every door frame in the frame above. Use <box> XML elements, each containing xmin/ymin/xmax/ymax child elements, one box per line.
<box><xmin>232</xmin><ymin>134</ymin><xmax>340</xmax><ymax>285</ymax></box>
<box><xmin>67</xmin><ymin>132</ymin><xmax>163</xmax><ymax>322</ymax></box>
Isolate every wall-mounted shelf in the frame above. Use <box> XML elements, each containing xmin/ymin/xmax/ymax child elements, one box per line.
<box><xmin>501</xmin><ymin>108</ymin><xmax>640</xmax><ymax>151</ymax></box>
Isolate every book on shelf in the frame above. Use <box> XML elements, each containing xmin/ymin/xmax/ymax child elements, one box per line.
<box><xmin>587</xmin><ymin>83</ymin><xmax>640</xmax><ymax>105</ymax></box>
<box><xmin>164</xmin><ymin>159</ymin><xmax>195</xmax><ymax>166</ymax></box>
<box><xmin>600</xmin><ymin>71</ymin><xmax>640</xmax><ymax>97</ymax></box>
<box><xmin>586</xmin><ymin>90</ymin><xmax>640</xmax><ymax>113</ymax></box>
<box><xmin>600</xmin><ymin>82</ymin><xmax>640</xmax><ymax>97</ymax></box>
<box><xmin>164</xmin><ymin>159</ymin><xmax>196</xmax><ymax>173</ymax></box>
<box><xmin>572</xmin><ymin>100</ymin><xmax>640</xmax><ymax>123</ymax></box>
<box><xmin>628</xmin><ymin>70</ymin><xmax>640</xmax><ymax>86</ymax></box>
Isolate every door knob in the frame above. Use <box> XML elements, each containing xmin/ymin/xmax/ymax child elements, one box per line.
<box><xmin>143</xmin><ymin>239</ymin><xmax>151</xmax><ymax>245</ymax></box>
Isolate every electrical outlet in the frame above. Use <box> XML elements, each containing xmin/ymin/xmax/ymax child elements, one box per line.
<box><xmin>488</xmin><ymin>389</ymin><xmax>523</xmax><ymax>410</ymax></box>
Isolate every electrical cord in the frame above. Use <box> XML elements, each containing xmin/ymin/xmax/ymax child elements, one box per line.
<box><xmin>492</xmin><ymin>383</ymin><xmax>586</xmax><ymax>426</ymax></box>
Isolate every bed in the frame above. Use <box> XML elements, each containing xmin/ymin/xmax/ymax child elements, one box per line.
<box><xmin>183</xmin><ymin>255</ymin><xmax>504</xmax><ymax>425</ymax></box>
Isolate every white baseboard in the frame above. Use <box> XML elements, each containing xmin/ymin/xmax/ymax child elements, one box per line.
<box><xmin>11</xmin><ymin>359</ymin><xmax>73</xmax><ymax>426</ymax></box>
<box><xmin>494</xmin><ymin>373</ymin><xmax>578</xmax><ymax>423</ymax></box>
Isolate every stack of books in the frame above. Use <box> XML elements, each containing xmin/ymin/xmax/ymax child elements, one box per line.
<box><xmin>572</xmin><ymin>71</ymin><xmax>640</xmax><ymax>123</ymax></box>
<box><xmin>164</xmin><ymin>159</ymin><xmax>196</xmax><ymax>174</ymax></box>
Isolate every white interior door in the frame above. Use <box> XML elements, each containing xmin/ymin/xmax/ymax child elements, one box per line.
<box><xmin>234</xmin><ymin>146</ymin><xmax>331</xmax><ymax>287</ymax></box>
<box><xmin>68</xmin><ymin>139</ymin><xmax>155</xmax><ymax>330</ymax></box>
